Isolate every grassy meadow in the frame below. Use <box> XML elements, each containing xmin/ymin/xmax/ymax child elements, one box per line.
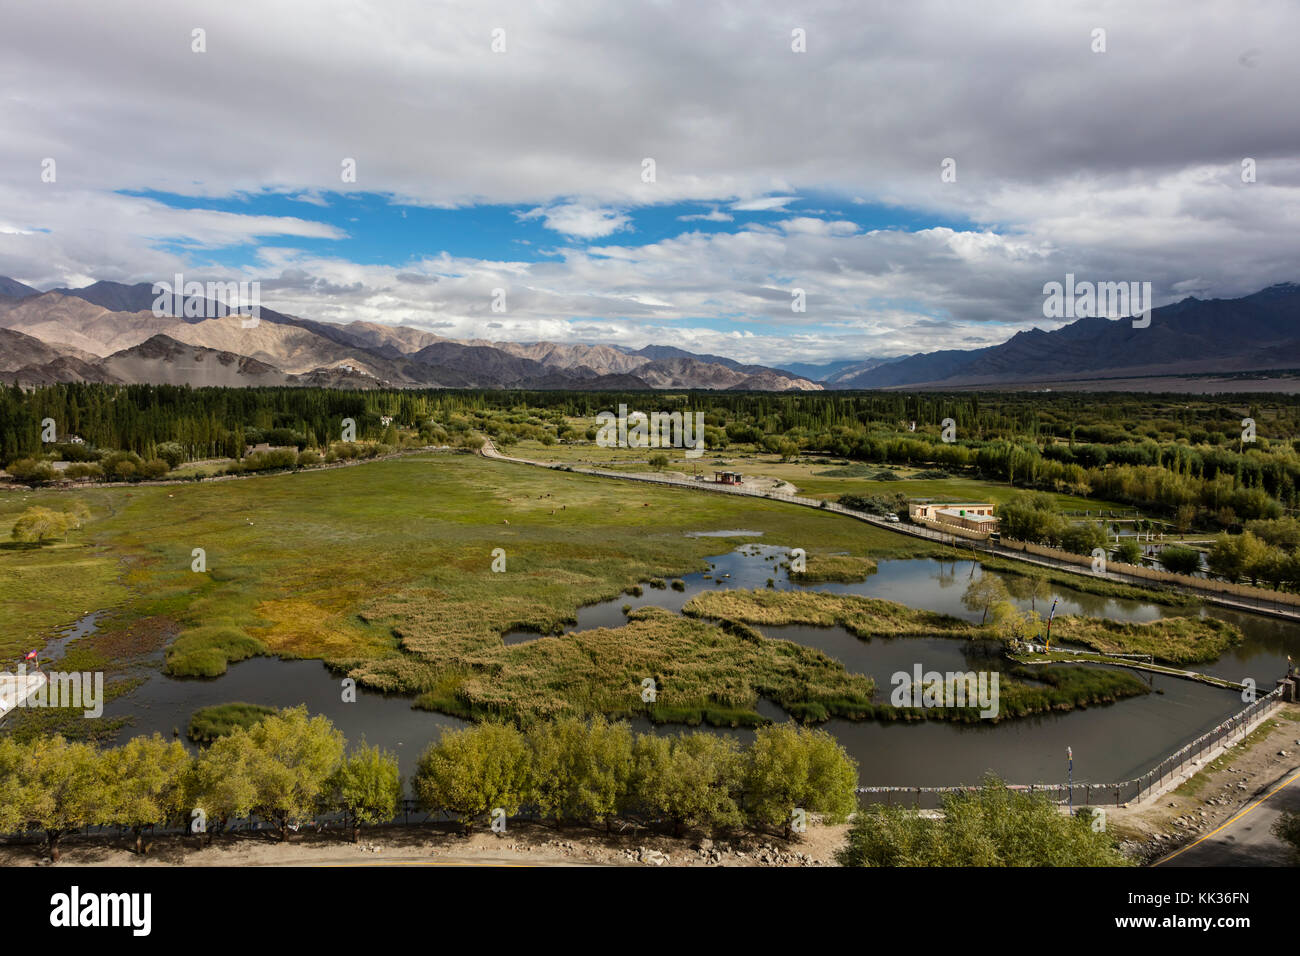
<box><xmin>0</xmin><ymin>451</ymin><xmax>939</xmax><ymax>729</ymax></box>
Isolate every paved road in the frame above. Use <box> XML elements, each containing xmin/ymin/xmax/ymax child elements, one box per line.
<box><xmin>1157</xmin><ymin>766</ymin><xmax>1300</xmax><ymax>866</ymax></box>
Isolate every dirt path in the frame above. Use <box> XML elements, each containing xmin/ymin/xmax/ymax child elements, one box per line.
<box><xmin>0</xmin><ymin>820</ymin><xmax>848</xmax><ymax>868</ymax></box>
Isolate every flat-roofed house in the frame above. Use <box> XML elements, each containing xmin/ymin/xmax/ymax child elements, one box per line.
<box><xmin>910</xmin><ymin>502</ymin><xmax>999</xmax><ymax>534</ymax></box>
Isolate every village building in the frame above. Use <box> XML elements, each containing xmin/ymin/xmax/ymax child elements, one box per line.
<box><xmin>909</xmin><ymin>501</ymin><xmax>999</xmax><ymax>534</ymax></box>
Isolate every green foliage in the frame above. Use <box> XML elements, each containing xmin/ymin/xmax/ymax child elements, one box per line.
<box><xmin>1114</xmin><ymin>538</ymin><xmax>1143</xmax><ymax>565</ymax></box>
<box><xmin>837</xmin><ymin>776</ymin><xmax>1132</xmax><ymax>866</ymax></box>
<box><xmin>413</xmin><ymin>723</ymin><xmax>532</xmax><ymax>827</ymax></box>
<box><xmin>630</xmin><ymin>733</ymin><xmax>745</xmax><ymax>834</ymax></box>
<box><xmin>743</xmin><ymin>724</ymin><xmax>859</xmax><ymax>836</ymax></box>
<box><xmin>328</xmin><ymin>741</ymin><xmax>402</xmax><ymax>840</ymax></box>
<box><xmin>1207</xmin><ymin>530</ymin><xmax>1274</xmax><ymax>585</ymax></box>
<box><xmin>526</xmin><ymin>716</ymin><xmax>634</xmax><ymax>825</ymax></box>
<box><xmin>9</xmin><ymin>734</ymin><xmax>103</xmax><ymax>860</ymax></box>
<box><xmin>187</xmin><ymin>702</ymin><xmax>277</xmax><ymax>743</ymax></box>
<box><xmin>101</xmin><ymin>734</ymin><xmax>190</xmax><ymax>852</ymax></box>
<box><xmin>962</xmin><ymin>573</ymin><xmax>1009</xmax><ymax>625</ymax></box>
<box><xmin>1158</xmin><ymin>545</ymin><xmax>1202</xmax><ymax>575</ymax></box>
<box><xmin>1059</xmin><ymin>521</ymin><xmax>1107</xmax><ymax>556</ymax></box>
<box><xmin>10</xmin><ymin>502</ymin><xmax>89</xmax><ymax>544</ymax></box>
<box><xmin>240</xmin><ymin>705</ymin><xmax>346</xmax><ymax>840</ymax></box>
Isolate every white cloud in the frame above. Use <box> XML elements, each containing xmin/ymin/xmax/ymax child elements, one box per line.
<box><xmin>517</xmin><ymin>203</ymin><xmax>631</xmax><ymax>239</ymax></box>
<box><xmin>730</xmin><ymin>196</ymin><xmax>799</xmax><ymax>212</ymax></box>
<box><xmin>678</xmin><ymin>208</ymin><xmax>734</xmax><ymax>222</ymax></box>
<box><xmin>0</xmin><ymin>0</ymin><xmax>1297</xmax><ymax>360</ymax></box>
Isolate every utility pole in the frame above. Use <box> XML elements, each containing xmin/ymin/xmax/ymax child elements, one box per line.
<box><xmin>1067</xmin><ymin>746</ymin><xmax>1074</xmax><ymax>816</ymax></box>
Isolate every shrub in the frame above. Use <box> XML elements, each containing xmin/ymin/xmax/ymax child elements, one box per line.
<box><xmin>743</xmin><ymin>724</ymin><xmax>858</xmax><ymax>837</ymax></box>
<box><xmin>164</xmin><ymin>626</ymin><xmax>267</xmax><ymax>677</ymax></box>
<box><xmin>1159</xmin><ymin>545</ymin><xmax>1202</xmax><ymax>575</ymax></box>
<box><xmin>413</xmin><ymin>724</ymin><xmax>531</xmax><ymax>829</ymax></box>
<box><xmin>838</xmin><ymin>776</ymin><xmax>1131</xmax><ymax>867</ymax></box>
<box><xmin>187</xmin><ymin>703</ymin><xmax>277</xmax><ymax>743</ymax></box>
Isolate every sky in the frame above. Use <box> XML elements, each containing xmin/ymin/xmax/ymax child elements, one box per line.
<box><xmin>1</xmin><ymin>0</ymin><xmax>1298</xmax><ymax>366</ymax></box>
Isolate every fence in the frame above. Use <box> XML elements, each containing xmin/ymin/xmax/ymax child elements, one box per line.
<box><xmin>855</xmin><ymin>684</ymin><xmax>1287</xmax><ymax>810</ymax></box>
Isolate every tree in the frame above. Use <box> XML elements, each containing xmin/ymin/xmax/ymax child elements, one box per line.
<box><xmin>242</xmin><ymin>706</ymin><xmax>345</xmax><ymax>841</ymax></box>
<box><xmin>328</xmin><ymin>742</ymin><xmax>402</xmax><ymax>842</ymax></box>
<box><xmin>647</xmin><ymin>453</ymin><xmax>669</xmax><ymax>471</ymax></box>
<box><xmin>743</xmin><ymin>724</ymin><xmax>858</xmax><ymax>838</ymax></box>
<box><xmin>1059</xmin><ymin>522</ymin><xmax>1107</xmax><ymax>557</ymax></box>
<box><xmin>527</xmin><ymin>716</ymin><xmax>633</xmax><ymax>827</ymax></box>
<box><xmin>13</xmin><ymin>735</ymin><xmax>104</xmax><ymax>861</ymax></box>
<box><xmin>1159</xmin><ymin>545</ymin><xmax>1202</xmax><ymax>576</ymax></box>
<box><xmin>838</xmin><ymin>776</ymin><xmax>1130</xmax><ymax>867</ymax></box>
<box><xmin>188</xmin><ymin>729</ymin><xmax>259</xmax><ymax>844</ymax></box>
<box><xmin>990</xmin><ymin>601</ymin><xmax>1041</xmax><ymax>644</ymax></box>
<box><xmin>0</xmin><ymin>737</ymin><xmax>25</xmax><ymax>837</ymax></box>
<box><xmin>1114</xmin><ymin>539</ymin><xmax>1143</xmax><ymax>565</ymax></box>
<box><xmin>1207</xmin><ymin>531</ymin><xmax>1271</xmax><ymax>584</ymax></box>
<box><xmin>155</xmin><ymin>441</ymin><xmax>187</xmax><ymax>469</ymax></box>
<box><xmin>963</xmin><ymin>573</ymin><xmax>1010</xmax><ymax>625</ymax></box>
<box><xmin>630</xmin><ymin>732</ymin><xmax>744</xmax><ymax>835</ymax></box>
<box><xmin>102</xmin><ymin>734</ymin><xmax>191</xmax><ymax>854</ymax></box>
<box><xmin>10</xmin><ymin>504</ymin><xmax>87</xmax><ymax>545</ymax></box>
<box><xmin>414</xmin><ymin>723</ymin><xmax>531</xmax><ymax>830</ymax></box>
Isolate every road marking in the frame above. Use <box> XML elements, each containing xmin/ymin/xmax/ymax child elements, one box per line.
<box><xmin>1155</xmin><ymin>767</ymin><xmax>1300</xmax><ymax>864</ymax></box>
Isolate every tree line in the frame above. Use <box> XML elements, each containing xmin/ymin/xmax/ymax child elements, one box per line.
<box><xmin>0</xmin><ymin>707</ymin><xmax>858</xmax><ymax>859</ymax></box>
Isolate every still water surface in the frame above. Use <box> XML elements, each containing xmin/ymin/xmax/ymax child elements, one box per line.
<box><xmin>47</xmin><ymin>542</ymin><xmax>1299</xmax><ymax>789</ymax></box>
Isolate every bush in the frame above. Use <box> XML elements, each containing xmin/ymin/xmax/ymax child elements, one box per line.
<box><xmin>1114</xmin><ymin>539</ymin><xmax>1143</xmax><ymax>565</ymax></box>
<box><xmin>631</xmin><ymin>732</ymin><xmax>744</xmax><ymax>835</ymax></box>
<box><xmin>5</xmin><ymin>458</ymin><xmax>57</xmax><ymax>484</ymax></box>
<box><xmin>743</xmin><ymin>724</ymin><xmax>858</xmax><ymax>837</ymax></box>
<box><xmin>1158</xmin><ymin>545</ymin><xmax>1202</xmax><ymax>575</ymax></box>
<box><xmin>155</xmin><ymin>442</ymin><xmax>187</xmax><ymax>469</ymax></box>
<box><xmin>328</xmin><ymin>742</ymin><xmax>402</xmax><ymax>842</ymax></box>
<box><xmin>187</xmin><ymin>703</ymin><xmax>277</xmax><ymax>743</ymax></box>
<box><xmin>164</xmin><ymin>626</ymin><xmax>267</xmax><ymax>677</ymax></box>
<box><xmin>413</xmin><ymin>723</ymin><xmax>532</xmax><ymax>829</ymax></box>
<box><xmin>838</xmin><ymin>776</ymin><xmax>1131</xmax><ymax>867</ymax></box>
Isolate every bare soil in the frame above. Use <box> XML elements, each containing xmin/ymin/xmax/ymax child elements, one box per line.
<box><xmin>0</xmin><ymin>820</ymin><xmax>849</xmax><ymax>868</ymax></box>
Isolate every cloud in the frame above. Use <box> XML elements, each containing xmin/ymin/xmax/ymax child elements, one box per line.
<box><xmin>0</xmin><ymin>0</ymin><xmax>1296</xmax><ymax>361</ymax></box>
<box><xmin>730</xmin><ymin>196</ymin><xmax>799</xmax><ymax>212</ymax></box>
<box><xmin>517</xmin><ymin>203</ymin><xmax>631</xmax><ymax>238</ymax></box>
<box><xmin>678</xmin><ymin>208</ymin><xmax>734</xmax><ymax>222</ymax></box>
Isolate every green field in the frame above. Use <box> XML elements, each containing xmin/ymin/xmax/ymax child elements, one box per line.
<box><xmin>0</xmin><ymin>451</ymin><xmax>940</xmax><ymax>727</ymax></box>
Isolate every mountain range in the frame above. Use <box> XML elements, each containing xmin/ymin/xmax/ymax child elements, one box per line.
<box><xmin>0</xmin><ymin>280</ymin><xmax>820</xmax><ymax>391</ymax></box>
<box><xmin>0</xmin><ymin>278</ymin><xmax>1296</xmax><ymax>391</ymax></box>
<box><xmin>825</xmin><ymin>283</ymin><xmax>1300</xmax><ymax>389</ymax></box>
